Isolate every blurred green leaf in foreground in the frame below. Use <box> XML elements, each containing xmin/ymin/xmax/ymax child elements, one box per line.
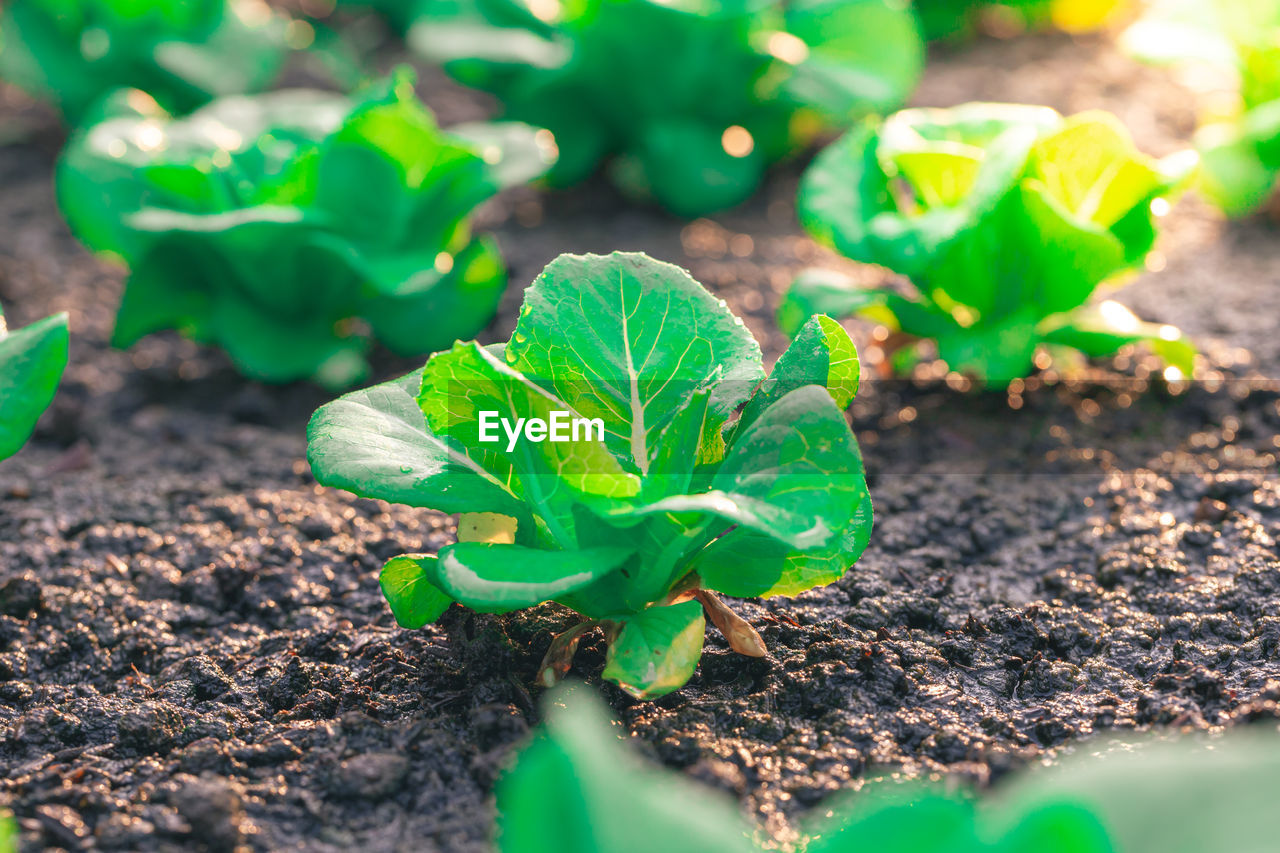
<box><xmin>499</xmin><ymin>685</ymin><xmax>1280</xmax><ymax>853</ymax></box>
<box><xmin>0</xmin><ymin>301</ymin><xmax>68</xmax><ymax>463</ymax></box>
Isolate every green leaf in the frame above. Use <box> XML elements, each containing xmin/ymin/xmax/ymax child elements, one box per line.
<box><xmin>641</xmin><ymin>387</ymin><xmax>719</xmax><ymax>500</ymax></box>
<box><xmin>602</xmin><ymin>600</ymin><xmax>706</xmax><ymax>699</ymax></box>
<box><xmin>0</xmin><ymin>308</ymin><xmax>69</xmax><ymax>462</ymax></box>
<box><xmin>777</xmin><ymin>268</ymin><xmax>952</xmax><ymax>341</ymax></box>
<box><xmin>735</xmin><ymin>314</ymin><xmax>859</xmax><ymax>445</ymax></box>
<box><xmin>806</xmin><ymin>788</ymin><xmax>983</xmax><ymax>853</ymax></box>
<box><xmin>379</xmin><ymin>554</ymin><xmax>454</xmax><ymax>628</ymax></box>
<box><xmin>362</xmin><ymin>236</ymin><xmax>508</xmax><ymax>358</ymax></box>
<box><xmin>1040</xmin><ymin>301</ymin><xmax>1196</xmax><ymax>379</ymax></box>
<box><xmin>781</xmin><ymin>0</ymin><xmax>924</xmax><ymax>115</ymax></box>
<box><xmin>495</xmin><ymin>686</ymin><xmax>756</xmax><ymax>853</ymax></box>
<box><xmin>936</xmin><ymin>307</ymin><xmax>1042</xmax><ymax>384</ymax></box>
<box><xmin>307</xmin><ymin>369</ymin><xmax>527</xmax><ymax>517</ymax></box>
<box><xmin>992</xmin><ymin>729</ymin><xmax>1280</xmax><ymax>853</ymax></box>
<box><xmin>709</xmin><ymin>385</ymin><xmax>865</xmax><ymax>550</ymax></box>
<box><xmin>432</xmin><ymin>543</ymin><xmax>635</xmax><ymax>612</ymax></box>
<box><xmin>1029</xmin><ymin>112</ymin><xmax>1167</xmax><ymax>229</ymax></box>
<box><xmin>693</xmin><ymin>490</ymin><xmax>872</xmax><ymax>599</ymax></box>
<box><xmin>508</xmin><ymin>252</ymin><xmax>764</xmax><ymax>475</ymax></box>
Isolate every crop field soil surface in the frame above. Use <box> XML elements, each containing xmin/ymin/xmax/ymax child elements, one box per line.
<box><xmin>2</xmin><ymin>32</ymin><xmax>1280</xmax><ymax>852</ymax></box>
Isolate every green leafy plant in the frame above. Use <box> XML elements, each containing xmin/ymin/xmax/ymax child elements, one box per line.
<box><xmin>913</xmin><ymin>0</ymin><xmax>1123</xmax><ymax>42</ymax></box>
<box><xmin>408</xmin><ymin>0</ymin><xmax>923</xmax><ymax>217</ymax></box>
<box><xmin>0</xmin><ymin>302</ymin><xmax>69</xmax><ymax>463</ymax></box>
<box><xmin>308</xmin><ymin>251</ymin><xmax>871</xmax><ymax>699</ymax></box>
<box><xmin>0</xmin><ymin>0</ymin><xmax>289</xmax><ymax>125</ymax></box>
<box><xmin>499</xmin><ymin>684</ymin><xmax>1280</xmax><ymax>853</ymax></box>
<box><xmin>56</xmin><ymin>71</ymin><xmax>555</xmax><ymax>388</ymax></box>
<box><xmin>0</xmin><ymin>812</ymin><xmax>14</xmax><ymax>853</ymax></box>
<box><xmin>781</xmin><ymin>103</ymin><xmax>1198</xmax><ymax>384</ymax></box>
<box><xmin>1123</xmin><ymin>0</ymin><xmax>1280</xmax><ymax>218</ymax></box>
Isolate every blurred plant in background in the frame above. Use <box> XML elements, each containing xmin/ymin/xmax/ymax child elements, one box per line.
<box><xmin>0</xmin><ymin>0</ymin><xmax>290</xmax><ymax>125</ymax></box>
<box><xmin>56</xmin><ymin>70</ymin><xmax>554</xmax><ymax>388</ymax></box>
<box><xmin>0</xmin><ymin>301</ymin><xmax>68</xmax><ymax>463</ymax></box>
<box><xmin>404</xmin><ymin>0</ymin><xmax>923</xmax><ymax>217</ymax></box>
<box><xmin>781</xmin><ymin>102</ymin><xmax>1197</xmax><ymax>384</ymax></box>
<box><xmin>500</xmin><ymin>685</ymin><xmax>1280</xmax><ymax>853</ymax></box>
<box><xmin>914</xmin><ymin>0</ymin><xmax>1126</xmax><ymax>42</ymax></box>
<box><xmin>1123</xmin><ymin>0</ymin><xmax>1280</xmax><ymax>218</ymax></box>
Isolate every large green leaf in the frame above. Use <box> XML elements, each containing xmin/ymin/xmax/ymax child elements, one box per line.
<box><xmin>495</xmin><ymin>686</ymin><xmax>756</xmax><ymax>853</ymax></box>
<box><xmin>307</xmin><ymin>369</ymin><xmax>527</xmax><ymax>517</ymax></box>
<box><xmin>601</xmin><ymin>599</ymin><xmax>706</xmax><ymax>699</ymax></box>
<box><xmin>507</xmin><ymin>253</ymin><xmax>764</xmax><ymax>475</ymax></box>
<box><xmin>0</xmin><ymin>309</ymin><xmax>69</xmax><ymax>462</ymax></box>
<box><xmin>430</xmin><ymin>543</ymin><xmax>635</xmax><ymax>612</ymax></box>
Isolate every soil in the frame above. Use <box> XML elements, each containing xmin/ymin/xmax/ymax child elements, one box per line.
<box><xmin>3</xmin><ymin>27</ymin><xmax>1280</xmax><ymax>853</ymax></box>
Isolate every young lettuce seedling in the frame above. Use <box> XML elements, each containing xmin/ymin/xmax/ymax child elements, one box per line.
<box><xmin>0</xmin><ymin>301</ymin><xmax>69</xmax><ymax>463</ymax></box>
<box><xmin>308</xmin><ymin>251</ymin><xmax>872</xmax><ymax>699</ymax></box>
<box><xmin>498</xmin><ymin>685</ymin><xmax>1280</xmax><ymax>853</ymax></box>
<box><xmin>1124</xmin><ymin>0</ymin><xmax>1280</xmax><ymax>218</ymax></box>
<box><xmin>56</xmin><ymin>71</ymin><xmax>555</xmax><ymax>389</ymax></box>
<box><xmin>408</xmin><ymin>0</ymin><xmax>923</xmax><ymax>217</ymax></box>
<box><xmin>0</xmin><ymin>0</ymin><xmax>288</xmax><ymax>125</ymax></box>
<box><xmin>781</xmin><ymin>103</ymin><xmax>1198</xmax><ymax>385</ymax></box>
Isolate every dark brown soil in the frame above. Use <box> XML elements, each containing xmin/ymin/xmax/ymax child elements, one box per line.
<box><xmin>3</xmin><ymin>29</ymin><xmax>1280</xmax><ymax>853</ymax></box>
